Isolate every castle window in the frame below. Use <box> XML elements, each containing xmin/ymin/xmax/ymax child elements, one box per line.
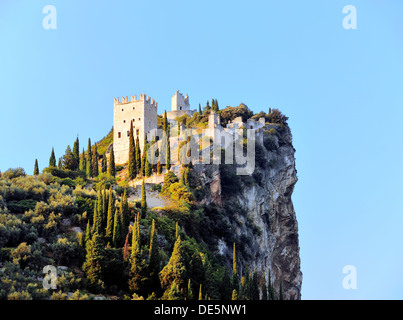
<box><xmin>133</xmin><ymin>107</ymin><xmax>135</xmax><ymax>110</ymax></box>
<box><xmin>127</xmin><ymin>131</ymin><xmax>130</xmax><ymax>137</ymax></box>
<box><xmin>138</xmin><ymin>118</ymin><xmax>141</xmax><ymax>121</ymax></box>
<box><xmin>123</xmin><ymin>120</ymin><xmax>126</xmax><ymax>123</ymax></box>
<box><xmin>136</xmin><ymin>129</ymin><xmax>139</xmax><ymax>136</ymax></box>
<box><xmin>133</xmin><ymin>119</ymin><xmax>135</xmax><ymax>122</ymax></box>
<box><xmin>180</xmin><ymin>106</ymin><xmax>182</xmax><ymax>110</ymax></box>
<box><xmin>122</xmin><ymin>109</ymin><xmax>124</xmax><ymax>111</ymax></box>
<box><xmin>118</xmin><ymin>132</ymin><xmax>121</xmax><ymax>138</ymax></box>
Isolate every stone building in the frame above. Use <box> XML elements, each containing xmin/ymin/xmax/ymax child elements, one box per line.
<box><xmin>166</xmin><ymin>90</ymin><xmax>196</xmax><ymax>121</ymax></box>
<box><xmin>113</xmin><ymin>93</ymin><xmax>158</xmax><ymax>165</ymax></box>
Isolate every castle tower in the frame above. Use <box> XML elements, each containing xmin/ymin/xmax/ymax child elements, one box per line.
<box><xmin>171</xmin><ymin>90</ymin><xmax>190</xmax><ymax>111</ymax></box>
<box><xmin>113</xmin><ymin>94</ymin><xmax>158</xmax><ymax>165</ymax></box>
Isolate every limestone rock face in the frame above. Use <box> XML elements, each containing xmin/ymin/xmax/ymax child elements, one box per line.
<box><xmin>195</xmin><ymin>124</ymin><xmax>302</xmax><ymax>299</ymax></box>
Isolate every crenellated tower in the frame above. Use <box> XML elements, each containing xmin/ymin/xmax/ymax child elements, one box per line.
<box><xmin>113</xmin><ymin>93</ymin><xmax>158</xmax><ymax>165</ymax></box>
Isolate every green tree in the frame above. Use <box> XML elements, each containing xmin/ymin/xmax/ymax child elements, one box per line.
<box><xmin>34</xmin><ymin>159</ymin><xmax>39</xmax><ymax>175</ymax></box>
<box><xmin>262</xmin><ymin>273</ymin><xmax>268</xmax><ymax>300</ymax></box>
<box><xmin>148</xmin><ymin>219</ymin><xmax>160</xmax><ymax>292</ymax></box>
<box><xmin>91</xmin><ymin>200</ymin><xmax>102</xmax><ymax>236</ymax></box>
<box><xmin>72</xmin><ymin>137</ymin><xmax>80</xmax><ymax>171</ymax></box>
<box><xmin>232</xmin><ymin>242</ymin><xmax>239</xmax><ymax>291</ymax></box>
<box><xmin>135</xmin><ymin>135</ymin><xmax>141</xmax><ymax>173</ymax></box>
<box><xmin>187</xmin><ymin>279</ymin><xmax>193</xmax><ymax>300</ymax></box>
<box><xmin>82</xmin><ymin>232</ymin><xmax>104</xmax><ymax>287</ymax></box>
<box><xmin>80</xmin><ymin>148</ymin><xmax>86</xmax><ymax>174</ymax></box>
<box><xmin>101</xmin><ymin>155</ymin><xmax>107</xmax><ymax>173</ymax></box>
<box><xmin>86</xmin><ymin>138</ymin><xmax>93</xmax><ymax>178</ymax></box>
<box><xmin>250</xmin><ymin>267</ymin><xmax>259</xmax><ymax>300</ymax></box>
<box><xmin>109</xmin><ymin>147</ymin><xmax>116</xmax><ymax>177</ymax></box>
<box><xmin>58</xmin><ymin>157</ymin><xmax>63</xmax><ymax>170</ymax></box>
<box><xmin>129</xmin><ymin>214</ymin><xmax>146</xmax><ymax>293</ymax></box>
<box><xmin>198</xmin><ymin>284</ymin><xmax>202</xmax><ymax>300</ymax></box>
<box><xmin>232</xmin><ymin>289</ymin><xmax>238</xmax><ymax>300</ymax></box>
<box><xmin>159</xmin><ymin>236</ymin><xmax>187</xmax><ymax>294</ymax></box>
<box><xmin>166</xmin><ymin>134</ymin><xmax>171</xmax><ymax>171</ymax></box>
<box><xmin>49</xmin><ymin>147</ymin><xmax>56</xmax><ymax>167</ymax></box>
<box><xmin>163</xmin><ymin>110</ymin><xmax>168</xmax><ymax>133</ymax></box>
<box><xmin>85</xmin><ymin>220</ymin><xmax>91</xmax><ymax>246</ymax></box>
<box><xmin>175</xmin><ymin>221</ymin><xmax>179</xmax><ymax>240</ymax></box>
<box><xmin>120</xmin><ymin>189</ymin><xmax>130</xmax><ymax>235</ymax></box>
<box><xmin>198</xmin><ymin>103</ymin><xmax>202</xmax><ymax>115</ymax></box>
<box><xmin>62</xmin><ymin>145</ymin><xmax>75</xmax><ymax>170</ymax></box>
<box><xmin>268</xmin><ymin>269</ymin><xmax>274</xmax><ymax>300</ymax></box>
<box><xmin>112</xmin><ymin>209</ymin><xmax>121</xmax><ymax>247</ymax></box>
<box><xmin>157</xmin><ymin>161</ymin><xmax>162</xmax><ymax>174</ymax></box>
<box><xmin>93</xmin><ymin>143</ymin><xmax>99</xmax><ymax>177</ymax></box>
<box><xmin>141</xmin><ymin>179</ymin><xmax>147</xmax><ymax>217</ymax></box>
<box><xmin>128</xmin><ymin>122</ymin><xmax>137</xmax><ymax>180</ymax></box>
<box><xmin>105</xmin><ymin>187</ymin><xmax>114</xmax><ymax>242</ymax></box>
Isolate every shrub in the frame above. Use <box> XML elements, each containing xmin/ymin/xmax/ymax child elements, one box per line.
<box><xmin>42</xmin><ymin>167</ymin><xmax>86</xmax><ymax>180</ymax></box>
<box><xmin>7</xmin><ymin>199</ymin><xmax>37</xmax><ymax>214</ymax></box>
<box><xmin>2</xmin><ymin>168</ymin><xmax>26</xmax><ymax>180</ymax></box>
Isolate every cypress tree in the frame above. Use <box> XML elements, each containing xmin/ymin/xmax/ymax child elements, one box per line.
<box><xmin>251</xmin><ymin>267</ymin><xmax>259</xmax><ymax>300</ymax></box>
<box><xmin>34</xmin><ymin>159</ymin><xmax>39</xmax><ymax>175</ymax></box>
<box><xmin>159</xmin><ymin>236</ymin><xmax>187</xmax><ymax>293</ymax></box>
<box><xmin>93</xmin><ymin>143</ymin><xmax>99</xmax><ymax>177</ymax></box>
<box><xmin>157</xmin><ymin>161</ymin><xmax>162</xmax><ymax>174</ymax></box>
<box><xmin>58</xmin><ymin>157</ymin><xmax>63</xmax><ymax>170</ymax></box>
<box><xmin>82</xmin><ymin>232</ymin><xmax>104</xmax><ymax>287</ymax></box>
<box><xmin>166</xmin><ymin>134</ymin><xmax>171</xmax><ymax>171</ymax></box>
<box><xmin>232</xmin><ymin>289</ymin><xmax>238</xmax><ymax>300</ymax></box>
<box><xmin>135</xmin><ymin>135</ymin><xmax>141</xmax><ymax>173</ymax></box>
<box><xmin>62</xmin><ymin>145</ymin><xmax>75</xmax><ymax>170</ymax></box>
<box><xmin>49</xmin><ymin>147</ymin><xmax>56</xmax><ymax>167</ymax></box>
<box><xmin>232</xmin><ymin>243</ymin><xmax>239</xmax><ymax>291</ymax></box>
<box><xmin>141</xmin><ymin>179</ymin><xmax>147</xmax><ymax>217</ymax></box>
<box><xmin>120</xmin><ymin>189</ymin><xmax>130</xmax><ymax>235</ymax></box>
<box><xmin>80</xmin><ymin>148</ymin><xmax>86</xmax><ymax>173</ymax></box>
<box><xmin>102</xmin><ymin>155</ymin><xmax>107</xmax><ymax>173</ymax></box>
<box><xmin>144</xmin><ymin>133</ymin><xmax>151</xmax><ymax>177</ymax></box>
<box><xmin>198</xmin><ymin>103</ymin><xmax>202</xmax><ymax>115</ymax></box>
<box><xmin>141</xmin><ymin>132</ymin><xmax>149</xmax><ymax>176</ymax></box>
<box><xmin>85</xmin><ymin>220</ymin><xmax>91</xmax><ymax>247</ymax></box>
<box><xmin>112</xmin><ymin>209</ymin><xmax>121</xmax><ymax>247</ymax></box>
<box><xmin>175</xmin><ymin>221</ymin><xmax>179</xmax><ymax>240</ymax></box>
<box><xmin>109</xmin><ymin>147</ymin><xmax>116</xmax><ymax>177</ymax></box>
<box><xmin>105</xmin><ymin>187</ymin><xmax>114</xmax><ymax>241</ymax></box>
<box><xmin>268</xmin><ymin>269</ymin><xmax>274</xmax><ymax>300</ymax></box>
<box><xmin>72</xmin><ymin>137</ymin><xmax>80</xmax><ymax>171</ymax></box>
<box><xmin>86</xmin><ymin>138</ymin><xmax>93</xmax><ymax>178</ymax></box>
<box><xmin>128</xmin><ymin>121</ymin><xmax>137</xmax><ymax>180</ymax></box>
<box><xmin>199</xmin><ymin>284</ymin><xmax>202</xmax><ymax>300</ymax></box>
<box><xmin>163</xmin><ymin>110</ymin><xmax>168</xmax><ymax>133</ymax></box>
<box><xmin>187</xmin><ymin>279</ymin><xmax>193</xmax><ymax>300</ymax></box>
<box><xmin>129</xmin><ymin>214</ymin><xmax>144</xmax><ymax>293</ymax></box>
<box><xmin>149</xmin><ymin>219</ymin><xmax>160</xmax><ymax>290</ymax></box>
<box><xmin>262</xmin><ymin>273</ymin><xmax>268</xmax><ymax>300</ymax></box>
<box><xmin>123</xmin><ymin>233</ymin><xmax>130</xmax><ymax>261</ymax></box>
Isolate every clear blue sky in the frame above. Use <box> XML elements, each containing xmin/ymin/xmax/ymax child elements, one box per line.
<box><xmin>1</xmin><ymin>0</ymin><xmax>403</xmax><ymax>299</ymax></box>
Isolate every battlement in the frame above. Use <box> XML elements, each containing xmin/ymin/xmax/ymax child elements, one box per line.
<box><xmin>114</xmin><ymin>93</ymin><xmax>158</xmax><ymax>108</ymax></box>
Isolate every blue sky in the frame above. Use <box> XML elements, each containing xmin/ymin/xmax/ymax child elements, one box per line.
<box><xmin>1</xmin><ymin>0</ymin><xmax>403</xmax><ymax>299</ymax></box>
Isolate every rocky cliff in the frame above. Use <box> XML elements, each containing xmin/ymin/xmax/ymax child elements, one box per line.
<box><xmin>194</xmin><ymin>124</ymin><xmax>302</xmax><ymax>299</ymax></box>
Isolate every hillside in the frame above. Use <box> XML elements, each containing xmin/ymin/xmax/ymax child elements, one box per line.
<box><xmin>0</xmin><ymin>104</ymin><xmax>301</xmax><ymax>300</ymax></box>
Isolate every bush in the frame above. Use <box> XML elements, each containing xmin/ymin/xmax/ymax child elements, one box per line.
<box><xmin>42</xmin><ymin>167</ymin><xmax>86</xmax><ymax>180</ymax></box>
<box><xmin>7</xmin><ymin>199</ymin><xmax>37</xmax><ymax>214</ymax></box>
<box><xmin>2</xmin><ymin>168</ymin><xmax>26</xmax><ymax>180</ymax></box>
<box><xmin>58</xmin><ymin>178</ymin><xmax>76</xmax><ymax>188</ymax></box>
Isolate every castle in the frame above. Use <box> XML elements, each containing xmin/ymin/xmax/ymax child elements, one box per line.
<box><xmin>113</xmin><ymin>90</ymin><xmax>267</xmax><ymax>166</ymax></box>
<box><xmin>113</xmin><ymin>91</ymin><xmax>195</xmax><ymax>165</ymax></box>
